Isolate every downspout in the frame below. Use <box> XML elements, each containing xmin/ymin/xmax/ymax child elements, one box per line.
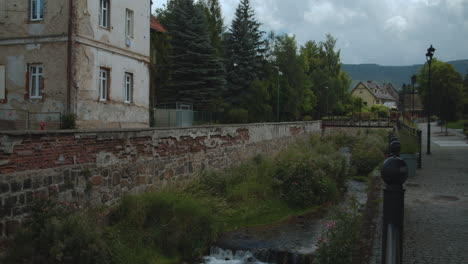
<box><xmin>66</xmin><ymin>0</ymin><xmax>74</xmax><ymax>114</ymax></box>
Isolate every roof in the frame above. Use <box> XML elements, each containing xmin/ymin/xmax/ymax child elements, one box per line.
<box><xmin>353</xmin><ymin>81</ymin><xmax>397</xmax><ymax>101</ymax></box>
<box><xmin>150</xmin><ymin>16</ymin><xmax>167</xmax><ymax>33</ymax></box>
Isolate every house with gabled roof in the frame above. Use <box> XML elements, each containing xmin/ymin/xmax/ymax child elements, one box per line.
<box><xmin>351</xmin><ymin>81</ymin><xmax>398</xmax><ymax>108</ymax></box>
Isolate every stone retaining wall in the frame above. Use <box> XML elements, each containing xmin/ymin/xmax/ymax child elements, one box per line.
<box><xmin>0</xmin><ymin>122</ymin><xmax>321</xmax><ymax>239</ymax></box>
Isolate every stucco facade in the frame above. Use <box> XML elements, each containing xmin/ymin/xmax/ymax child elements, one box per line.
<box><xmin>351</xmin><ymin>81</ymin><xmax>397</xmax><ymax>108</ymax></box>
<box><xmin>0</xmin><ymin>0</ymin><xmax>151</xmax><ymax>129</ymax></box>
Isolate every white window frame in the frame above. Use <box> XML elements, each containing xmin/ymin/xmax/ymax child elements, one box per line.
<box><xmin>99</xmin><ymin>68</ymin><xmax>109</xmax><ymax>101</ymax></box>
<box><xmin>0</xmin><ymin>65</ymin><xmax>5</xmax><ymax>100</ymax></box>
<box><xmin>124</xmin><ymin>72</ymin><xmax>132</xmax><ymax>103</ymax></box>
<box><xmin>30</xmin><ymin>0</ymin><xmax>44</xmax><ymax>21</ymax></box>
<box><xmin>125</xmin><ymin>9</ymin><xmax>134</xmax><ymax>39</ymax></box>
<box><xmin>29</xmin><ymin>64</ymin><xmax>43</xmax><ymax>99</ymax></box>
<box><xmin>100</xmin><ymin>0</ymin><xmax>110</xmax><ymax>29</ymax></box>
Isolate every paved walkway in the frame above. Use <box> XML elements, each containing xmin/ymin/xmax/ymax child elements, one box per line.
<box><xmin>403</xmin><ymin>123</ymin><xmax>468</xmax><ymax>264</ymax></box>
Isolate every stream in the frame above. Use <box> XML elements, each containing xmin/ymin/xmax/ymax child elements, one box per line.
<box><xmin>199</xmin><ymin>179</ymin><xmax>368</xmax><ymax>264</ymax></box>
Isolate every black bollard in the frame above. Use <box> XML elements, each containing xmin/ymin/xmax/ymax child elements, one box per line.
<box><xmin>381</xmin><ymin>144</ymin><xmax>408</xmax><ymax>264</ymax></box>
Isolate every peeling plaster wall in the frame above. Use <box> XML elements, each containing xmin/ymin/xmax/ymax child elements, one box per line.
<box><xmin>0</xmin><ymin>0</ymin><xmax>69</xmax><ymax>38</ymax></box>
<box><xmin>0</xmin><ymin>43</ymin><xmax>68</xmax><ymax>115</ymax></box>
<box><xmin>0</xmin><ymin>121</ymin><xmax>321</xmax><ymax>239</ymax></box>
<box><xmin>75</xmin><ymin>0</ymin><xmax>151</xmax><ymax>57</ymax></box>
<box><xmin>74</xmin><ymin>44</ymin><xmax>150</xmax><ymax>128</ymax></box>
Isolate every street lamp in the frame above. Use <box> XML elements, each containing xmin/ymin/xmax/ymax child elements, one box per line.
<box><xmin>325</xmin><ymin>86</ymin><xmax>329</xmax><ymax>118</ymax></box>
<box><xmin>411</xmin><ymin>75</ymin><xmax>417</xmax><ymax>123</ymax></box>
<box><xmin>273</xmin><ymin>66</ymin><xmax>283</xmax><ymax>122</ymax></box>
<box><xmin>425</xmin><ymin>44</ymin><xmax>435</xmax><ymax>155</ymax></box>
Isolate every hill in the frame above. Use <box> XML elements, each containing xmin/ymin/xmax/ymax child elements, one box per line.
<box><xmin>343</xmin><ymin>59</ymin><xmax>468</xmax><ymax>90</ymax></box>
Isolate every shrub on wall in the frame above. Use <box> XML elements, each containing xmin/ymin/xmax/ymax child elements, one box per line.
<box><xmin>61</xmin><ymin>114</ymin><xmax>76</xmax><ymax>129</ymax></box>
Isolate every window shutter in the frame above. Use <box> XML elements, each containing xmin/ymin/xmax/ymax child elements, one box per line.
<box><xmin>0</xmin><ymin>65</ymin><xmax>5</xmax><ymax>100</ymax></box>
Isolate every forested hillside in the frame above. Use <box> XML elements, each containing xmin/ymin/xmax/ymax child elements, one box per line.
<box><xmin>343</xmin><ymin>59</ymin><xmax>468</xmax><ymax>90</ymax></box>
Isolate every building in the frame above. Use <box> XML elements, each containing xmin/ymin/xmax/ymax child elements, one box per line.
<box><xmin>351</xmin><ymin>81</ymin><xmax>397</xmax><ymax>108</ymax></box>
<box><xmin>0</xmin><ymin>0</ymin><xmax>152</xmax><ymax>129</ymax></box>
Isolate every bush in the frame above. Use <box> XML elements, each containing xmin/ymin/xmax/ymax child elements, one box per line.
<box><xmin>370</xmin><ymin>105</ymin><xmax>390</xmax><ymax>118</ymax></box>
<box><xmin>351</xmin><ymin>144</ymin><xmax>384</xmax><ymax>177</ymax></box>
<box><xmin>303</xmin><ymin>115</ymin><xmax>313</xmax><ymax>121</ymax></box>
<box><xmin>226</xmin><ymin>108</ymin><xmax>249</xmax><ymax>124</ymax></box>
<box><xmin>274</xmin><ymin>156</ymin><xmax>341</xmax><ymax>208</ymax></box>
<box><xmin>4</xmin><ymin>197</ymin><xmax>110</xmax><ymax>264</ymax></box>
<box><xmin>314</xmin><ymin>201</ymin><xmax>362</xmax><ymax>264</ymax></box>
<box><xmin>61</xmin><ymin>114</ymin><xmax>76</xmax><ymax>129</ymax></box>
<box><xmin>110</xmin><ymin>192</ymin><xmax>219</xmax><ymax>261</ymax></box>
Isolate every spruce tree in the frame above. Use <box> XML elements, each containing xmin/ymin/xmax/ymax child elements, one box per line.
<box><xmin>164</xmin><ymin>0</ymin><xmax>226</xmax><ymax>110</ymax></box>
<box><xmin>202</xmin><ymin>0</ymin><xmax>225</xmax><ymax>56</ymax></box>
<box><xmin>224</xmin><ymin>0</ymin><xmax>264</xmax><ymax>106</ymax></box>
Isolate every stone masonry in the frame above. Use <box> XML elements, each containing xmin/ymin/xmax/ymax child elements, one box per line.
<box><xmin>0</xmin><ymin>121</ymin><xmax>321</xmax><ymax>240</ymax></box>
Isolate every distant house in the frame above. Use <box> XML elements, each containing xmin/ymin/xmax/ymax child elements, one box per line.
<box><xmin>351</xmin><ymin>81</ymin><xmax>397</xmax><ymax>108</ymax></box>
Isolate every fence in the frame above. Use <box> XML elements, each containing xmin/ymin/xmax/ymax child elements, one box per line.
<box><xmin>322</xmin><ymin>116</ymin><xmax>396</xmax><ymax>128</ymax></box>
<box><xmin>153</xmin><ymin>109</ymin><xmax>219</xmax><ymax>128</ymax></box>
<box><xmin>0</xmin><ymin>109</ymin><xmax>61</xmax><ymax>131</ymax></box>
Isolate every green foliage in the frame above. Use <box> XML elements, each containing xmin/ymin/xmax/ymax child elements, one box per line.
<box><xmin>4</xmin><ymin>198</ymin><xmax>111</xmax><ymax>264</ymax></box>
<box><xmin>272</xmin><ymin>34</ymin><xmax>316</xmax><ymax>120</ymax></box>
<box><xmin>417</xmin><ymin>59</ymin><xmax>464</xmax><ymax>123</ymax></box>
<box><xmin>226</xmin><ymin>108</ymin><xmax>249</xmax><ymax>124</ymax></box>
<box><xmin>398</xmin><ymin>129</ymin><xmax>419</xmax><ymax>154</ymax></box>
<box><xmin>163</xmin><ymin>0</ymin><xmax>226</xmax><ymax>110</ymax></box>
<box><xmin>110</xmin><ymin>192</ymin><xmax>219</xmax><ymax>261</ymax></box>
<box><xmin>314</xmin><ymin>200</ymin><xmax>362</xmax><ymax>264</ymax></box>
<box><xmin>369</xmin><ymin>104</ymin><xmax>390</xmax><ymax>118</ymax></box>
<box><xmin>246</xmin><ymin>79</ymin><xmax>273</xmax><ymax>122</ymax></box>
<box><xmin>202</xmin><ymin>0</ymin><xmax>225</xmax><ymax>57</ymax></box>
<box><xmin>61</xmin><ymin>113</ymin><xmax>76</xmax><ymax>129</ymax></box>
<box><xmin>350</xmin><ymin>132</ymin><xmax>386</xmax><ymax>176</ymax></box>
<box><xmin>224</xmin><ymin>0</ymin><xmax>264</xmax><ymax>107</ymax></box>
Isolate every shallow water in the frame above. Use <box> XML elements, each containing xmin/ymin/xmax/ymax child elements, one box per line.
<box><xmin>201</xmin><ymin>247</ymin><xmax>270</xmax><ymax>264</ymax></box>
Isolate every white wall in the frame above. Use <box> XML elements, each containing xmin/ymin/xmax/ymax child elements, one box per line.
<box><xmin>75</xmin><ymin>46</ymin><xmax>149</xmax><ymax>128</ymax></box>
<box><xmin>81</xmin><ymin>0</ymin><xmax>151</xmax><ymax>57</ymax></box>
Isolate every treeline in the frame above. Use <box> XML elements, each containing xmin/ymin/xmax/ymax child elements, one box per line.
<box><xmin>152</xmin><ymin>0</ymin><xmax>361</xmax><ymax>122</ymax></box>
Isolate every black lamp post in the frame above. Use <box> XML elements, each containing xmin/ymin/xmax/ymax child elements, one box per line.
<box><xmin>411</xmin><ymin>75</ymin><xmax>417</xmax><ymax>123</ymax></box>
<box><xmin>426</xmin><ymin>45</ymin><xmax>435</xmax><ymax>155</ymax></box>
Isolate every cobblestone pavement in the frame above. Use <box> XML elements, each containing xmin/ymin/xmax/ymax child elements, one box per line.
<box><xmin>403</xmin><ymin>123</ymin><xmax>468</xmax><ymax>264</ymax></box>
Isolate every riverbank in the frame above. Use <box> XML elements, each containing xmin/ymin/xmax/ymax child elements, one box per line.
<box><xmin>2</xmin><ymin>129</ymin><xmax>388</xmax><ymax>264</ymax></box>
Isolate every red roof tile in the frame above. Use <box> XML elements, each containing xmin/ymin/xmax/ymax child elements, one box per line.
<box><xmin>151</xmin><ymin>16</ymin><xmax>167</xmax><ymax>33</ymax></box>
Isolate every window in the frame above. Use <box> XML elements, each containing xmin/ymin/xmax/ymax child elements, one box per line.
<box><xmin>29</xmin><ymin>64</ymin><xmax>43</xmax><ymax>99</ymax></box>
<box><xmin>124</xmin><ymin>72</ymin><xmax>132</xmax><ymax>103</ymax></box>
<box><xmin>30</xmin><ymin>0</ymin><xmax>44</xmax><ymax>21</ymax></box>
<box><xmin>100</xmin><ymin>0</ymin><xmax>110</xmax><ymax>28</ymax></box>
<box><xmin>125</xmin><ymin>9</ymin><xmax>134</xmax><ymax>39</ymax></box>
<box><xmin>0</xmin><ymin>65</ymin><xmax>5</xmax><ymax>100</ymax></box>
<box><xmin>99</xmin><ymin>68</ymin><xmax>109</xmax><ymax>101</ymax></box>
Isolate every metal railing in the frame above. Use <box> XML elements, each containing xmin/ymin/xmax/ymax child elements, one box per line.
<box><xmin>381</xmin><ymin>134</ymin><xmax>408</xmax><ymax>264</ymax></box>
<box><xmin>153</xmin><ymin>109</ymin><xmax>219</xmax><ymax>128</ymax></box>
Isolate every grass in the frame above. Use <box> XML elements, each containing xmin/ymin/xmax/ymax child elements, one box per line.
<box><xmin>446</xmin><ymin>120</ymin><xmax>465</xmax><ymax>129</ymax></box>
<box><xmin>398</xmin><ymin>129</ymin><xmax>419</xmax><ymax>154</ymax></box>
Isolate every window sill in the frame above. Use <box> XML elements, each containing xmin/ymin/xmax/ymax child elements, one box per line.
<box><xmin>99</xmin><ymin>25</ymin><xmax>111</xmax><ymax>31</ymax></box>
<box><xmin>28</xmin><ymin>19</ymin><xmax>44</xmax><ymax>24</ymax></box>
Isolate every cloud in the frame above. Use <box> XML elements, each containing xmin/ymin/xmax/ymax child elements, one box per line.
<box><xmin>152</xmin><ymin>0</ymin><xmax>468</xmax><ymax>66</ymax></box>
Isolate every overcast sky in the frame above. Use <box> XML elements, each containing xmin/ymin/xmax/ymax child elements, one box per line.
<box><xmin>152</xmin><ymin>0</ymin><xmax>468</xmax><ymax>66</ymax></box>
